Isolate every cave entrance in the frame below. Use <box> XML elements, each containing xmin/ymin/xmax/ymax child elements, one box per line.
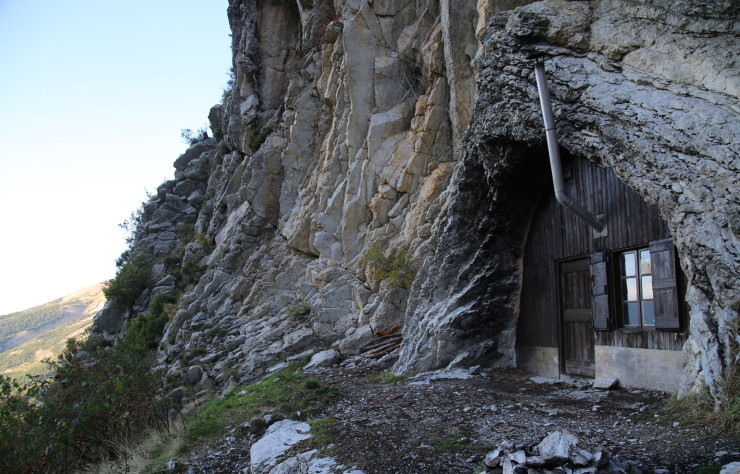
<box><xmin>515</xmin><ymin>152</ymin><xmax>689</xmax><ymax>391</ymax></box>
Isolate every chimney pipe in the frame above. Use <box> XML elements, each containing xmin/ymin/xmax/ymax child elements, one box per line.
<box><xmin>534</xmin><ymin>60</ymin><xmax>604</xmax><ymax>232</ymax></box>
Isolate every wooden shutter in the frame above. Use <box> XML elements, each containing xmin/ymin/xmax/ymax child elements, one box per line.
<box><xmin>590</xmin><ymin>252</ymin><xmax>610</xmax><ymax>330</ymax></box>
<box><xmin>650</xmin><ymin>238</ymin><xmax>680</xmax><ymax>329</ymax></box>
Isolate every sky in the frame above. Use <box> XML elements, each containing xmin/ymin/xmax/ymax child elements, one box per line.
<box><xmin>0</xmin><ymin>0</ymin><xmax>233</xmax><ymax>315</ymax></box>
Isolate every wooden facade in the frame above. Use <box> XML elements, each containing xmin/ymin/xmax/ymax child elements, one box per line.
<box><xmin>517</xmin><ymin>153</ymin><xmax>687</xmax><ymax>379</ymax></box>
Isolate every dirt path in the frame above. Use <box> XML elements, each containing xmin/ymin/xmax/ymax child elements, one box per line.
<box><xmin>180</xmin><ymin>361</ymin><xmax>738</xmax><ymax>473</ymax></box>
<box><xmin>307</xmin><ymin>364</ymin><xmax>738</xmax><ymax>473</ymax></box>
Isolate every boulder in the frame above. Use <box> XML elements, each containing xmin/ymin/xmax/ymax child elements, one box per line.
<box><xmin>173</xmin><ymin>139</ymin><xmax>215</xmax><ymax>173</ymax></box>
<box><xmin>91</xmin><ymin>303</ymin><xmax>128</xmax><ymax>335</ymax></box>
<box><xmin>593</xmin><ymin>377</ymin><xmax>619</xmax><ymax>390</ymax></box>
<box><xmin>484</xmin><ymin>448</ymin><xmax>502</xmax><ymax>467</ymax></box>
<box><xmin>339</xmin><ymin>325</ymin><xmax>374</xmax><ymax>356</ymax></box>
<box><xmin>536</xmin><ymin>430</ymin><xmax>579</xmax><ymax>466</ymax></box>
<box><xmin>250</xmin><ymin>420</ymin><xmax>311</xmax><ymax>473</ymax></box>
<box><xmin>304</xmin><ymin>349</ymin><xmax>340</xmax><ymax>369</ymax></box>
<box><xmin>185</xmin><ymin>365</ymin><xmax>203</xmax><ymax>385</ymax></box>
<box><xmin>722</xmin><ymin>462</ymin><xmax>740</xmax><ymax>474</ymax></box>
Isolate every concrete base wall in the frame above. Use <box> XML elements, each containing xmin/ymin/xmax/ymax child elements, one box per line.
<box><xmin>595</xmin><ymin>345</ymin><xmax>683</xmax><ymax>393</ymax></box>
<box><xmin>516</xmin><ymin>345</ymin><xmax>559</xmax><ymax>379</ymax></box>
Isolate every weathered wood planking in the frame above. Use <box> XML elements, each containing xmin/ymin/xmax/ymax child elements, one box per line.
<box><xmin>517</xmin><ymin>154</ymin><xmax>682</xmax><ymax>350</ymax></box>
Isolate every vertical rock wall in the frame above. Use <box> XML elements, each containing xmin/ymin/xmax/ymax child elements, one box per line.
<box><xmin>141</xmin><ymin>0</ymin><xmax>513</xmax><ymax>386</ymax></box>
<box><xmin>93</xmin><ymin>0</ymin><xmax>738</xmax><ymax>402</ymax></box>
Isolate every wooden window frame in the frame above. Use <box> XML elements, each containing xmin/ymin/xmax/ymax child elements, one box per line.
<box><xmin>609</xmin><ymin>239</ymin><xmax>681</xmax><ymax>331</ymax></box>
<box><xmin>615</xmin><ymin>247</ymin><xmax>655</xmax><ymax>330</ymax></box>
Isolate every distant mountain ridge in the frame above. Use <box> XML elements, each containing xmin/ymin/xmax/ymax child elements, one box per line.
<box><xmin>0</xmin><ymin>282</ymin><xmax>106</xmax><ymax>380</ymax></box>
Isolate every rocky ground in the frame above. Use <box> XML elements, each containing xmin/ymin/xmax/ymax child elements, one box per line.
<box><xmin>181</xmin><ymin>357</ymin><xmax>739</xmax><ymax>473</ymax></box>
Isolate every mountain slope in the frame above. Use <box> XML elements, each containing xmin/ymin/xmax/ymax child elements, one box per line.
<box><xmin>0</xmin><ymin>283</ymin><xmax>106</xmax><ymax>379</ymax></box>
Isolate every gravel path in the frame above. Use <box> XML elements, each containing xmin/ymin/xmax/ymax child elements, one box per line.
<box><xmin>310</xmin><ymin>363</ymin><xmax>739</xmax><ymax>473</ymax></box>
<box><xmin>180</xmin><ymin>360</ymin><xmax>739</xmax><ymax>473</ymax></box>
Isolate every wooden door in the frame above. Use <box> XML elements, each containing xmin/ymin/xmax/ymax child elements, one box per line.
<box><xmin>560</xmin><ymin>258</ymin><xmax>595</xmax><ymax>377</ymax></box>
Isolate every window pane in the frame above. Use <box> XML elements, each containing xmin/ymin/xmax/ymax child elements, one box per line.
<box><xmin>622</xmin><ymin>277</ymin><xmax>637</xmax><ymax>301</ymax></box>
<box><xmin>640</xmin><ymin>250</ymin><xmax>651</xmax><ymax>275</ymax></box>
<box><xmin>623</xmin><ymin>302</ymin><xmax>639</xmax><ymax>326</ymax></box>
<box><xmin>643</xmin><ymin>301</ymin><xmax>655</xmax><ymax>326</ymax></box>
<box><xmin>623</xmin><ymin>252</ymin><xmax>636</xmax><ymax>277</ymax></box>
<box><xmin>641</xmin><ymin>275</ymin><xmax>653</xmax><ymax>300</ymax></box>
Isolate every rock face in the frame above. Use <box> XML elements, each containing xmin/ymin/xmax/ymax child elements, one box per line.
<box><xmin>400</xmin><ymin>0</ymin><xmax>739</xmax><ymax>400</ymax></box>
<box><xmin>93</xmin><ymin>0</ymin><xmax>739</xmax><ymax>402</ymax></box>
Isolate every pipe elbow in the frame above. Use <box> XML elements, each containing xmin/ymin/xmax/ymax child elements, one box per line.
<box><xmin>554</xmin><ymin>191</ymin><xmax>573</xmax><ymax>208</ymax></box>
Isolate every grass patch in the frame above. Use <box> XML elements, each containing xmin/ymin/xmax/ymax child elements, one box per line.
<box><xmin>367</xmin><ymin>369</ymin><xmax>421</xmax><ymax>384</ymax></box>
<box><xmin>184</xmin><ymin>367</ymin><xmax>338</xmax><ymax>449</ymax></box>
<box><xmin>204</xmin><ymin>326</ymin><xmax>227</xmax><ymax>339</ymax></box>
<box><xmin>663</xmin><ymin>317</ymin><xmax>740</xmax><ymax>440</ymax></box>
<box><xmin>368</xmin><ymin>370</ymin><xmax>407</xmax><ymax>384</ymax></box>
<box><xmin>429</xmin><ymin>431</ymin><xmax>490</xmax><ymax>453</ymax></box>
<box><xmin>474</xmin><ymin>462</ymin><xmax>488</xmax><ymax>474</ymax></box>
<box><xmin>307</xmin><ymin>418</ymin><xmax>336</xmax><ymax>448</ymax></box>
<box><xmin>178</xmin><ymin>346</ymin><xmax>208</xmax><ymax>364</ymax></box>
<box><xmin>696</xmin><ymin>466</ymin><xmax>722</xmax><ymax>474</ymax></box>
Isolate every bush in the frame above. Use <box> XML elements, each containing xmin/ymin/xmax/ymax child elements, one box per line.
<box><xmin>360</xmin><ymin>247</ymin><xmax>416</xmax><ymax>289</ymax></box>
<box><xmin>104</xmin><ymin>251</ymin><xmax>152</xmax><ymax>310</ymax></box>
<box><xmin>0</xmin><ymin>375</ymin><xmax>48</xmax><ymax>472</ymax></box>
<box><xmin>182</xmin><ymin>261</ymin><xmax>208</xmax><ymax>287</ymax></box>
<box><xmin>180</xmin><ymin>126</ymin><xmax>209</xmax><ymax>145</ymax></box>
<box><xmin>280</xmin><ymin>293</ymin><xmax>311</xmax><ymax>320</ymax></box>
<box><xmin>124</xmin><ymin>294</ymin><xmax>177</xmax><ymax>355</ymax></box>
<box><xmin>247</xmin><ymin>126</ymin><xmax>272</xmax><ymax>151</ymax></box>
<box><xmin>0</xmin><ymin>337</ymin><xmax>172</xmax><ymax>471</ymax></box>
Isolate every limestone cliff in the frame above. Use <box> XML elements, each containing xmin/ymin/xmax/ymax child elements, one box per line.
<box><xmin>93</xmin><ymin>0</ymin><xmax>739</xmax><ymax>402</ymax></box>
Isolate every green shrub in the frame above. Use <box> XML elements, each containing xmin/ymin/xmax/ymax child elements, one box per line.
<box><xmin>0</xmin><ymin>375</ymin><xmax>48</xmax><ymax>473</ymax></box>
<box><xmin>212</xmin><ymin>126</ymin><xmax>223</xmax><ymax>141</ymax></box>
<box><xmin>193</xmin><ymin>233</ymin><xmax>210</xmax><ymax>247</ymax></box>
<box><xmin>302</xmin><ymin>378</ymin><xmax>321</xmax><ymax>390</ymax></box>
<box><xmin>104</xmin><ymin>251</ymin><xmax>152</xmax><ymax>310</ymax></box>
<box><xmin>204</xmin><ymin>326</ymin><xmax>227</xmax><ymax>339</ymax></box>
<box><xmin>0</xmin><ymin>337</ymin><xmax>172</xmax><ymax>471</ymax></box>
<box><xmin>123</xmin><ymin>294</ymin><xmax>176</xmax><ymax>355</ymax></box>
<box><xmin>179</xmin><ymin>346</ymin><xmax>207</xmax><ymax>364</ymax></box>
<box><xmin>180</xmin><ymin>126</ymin><xmax>209</xmax><ymax>145</ymax></box>
<box><xmin>286</xmin><ymin>300</ymin><xmax>310</xmax><ymax>320</ymax></box>
<box><xmin>281</xmin><ymin>293</ymin><xmax>311</xmax><ymax>320</ymax></box>
<box><xmin>247</xmin><ymin>126</ymin><xmax>272</xmax><ymax>151</ymax></box>
<box><xmin>697</xmin><ymin>466</ymin><xmax>722</xmax><ymax>474</ymax></box>
<box><xmin>360</xmin><ymin>247</ymin><xmax>416</xmax><ymax>289</ymax></box>
<box><xmin>182</xmin><ymin>261</ymin><xmax>208</xmax><ymax>286</ymax></box>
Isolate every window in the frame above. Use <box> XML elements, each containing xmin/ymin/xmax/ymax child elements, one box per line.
<box><xmin>591</xmin><ymin>239</ymin><xmax>680</xmax><ymax>331</ymax></box>
<box><xmin>619</xmin><ymin>248</ymin><xmax>654</xmax><ymax>328</ymax></box>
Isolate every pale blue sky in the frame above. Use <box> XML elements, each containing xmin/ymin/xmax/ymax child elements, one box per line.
<box><xmin>0</xmin><ymin>0</ymin><xmax>232</xmax><ymax>314</ymax></box>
